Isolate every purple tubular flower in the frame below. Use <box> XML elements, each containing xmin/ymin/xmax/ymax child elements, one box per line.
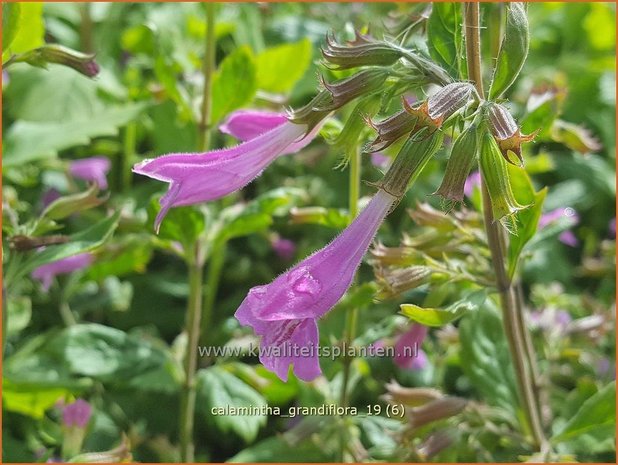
<box><xmin>31</xmin><ymin>253</ymin><xmax>93</xmax><ymax>291</ymax></box>
<box><xmin>394</xmin><ymin>323</ymin><xmax>429</xmax><ymax>370</ymax></box>
<box><xmin>62</xmin><ymin>399</ymin><xmax>92</xmax><ymax>428</ymax></box>
<box><xmin>235</xmin><ymin>189</ymin><xmax>397</xmax><ymax>381</ymax></box>
<box><xmin>134</xmin><ymin>120</ymin><xmax>312</xmax><ymax>232</ymax></box>
<box><xmin>538</xmin><ymin>207</ymin><xmax>580</xmax><ymax>246</ymax></box>
<box><xmin>69</xmin><ymin>156</ymin><xmax>111</xmax><ymax>189</ymax></box>
<box><xmin>220</xmin><ymin>110</ymin><xmax>288</xmax><ymax>141</ymax></box>
<box><xmin>463</xmin><ymin>170</ymin><xmax>481</xmax><ymax>198</ymax></box>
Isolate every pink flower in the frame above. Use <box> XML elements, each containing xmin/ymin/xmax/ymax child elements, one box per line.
<box><xmin>538</xmin><ymin>207</ymin><xmax>580</xmax><ymax>247</ymax></box>
<box><xmin>69</xmin><ymin>156</ymin><xmax>111</xmax><ymax>189</ymax></box>
<box><xmin>31</xmin><ymin>253</ymin><xmax>93</xmax><ymax>291</ymax></box>
<box><xmin>134</xmin><ymin>117</ymin><xmax>314</xmax><ymax>232</ymax></box>
<box><xmin>62</xmin><ymin>399</ymin><xmax>92</xmax><ymax>428</ymax></box>
<box><xmin>272</xmin><ymin>236</ymin><xmax>296</xmax><ymax>261</ymax></box>
<box><xmin>235</xmin><ymin>189</ymin><xmax>397</xmax><ymax>381</ymax></box>
<box><xmin>463</xmin><ymin>170</ymin><xmax>481</xmax><ymax>198</ymax></box>
<box><xmin>394</xmin><ymin>324</ymin><xmax>428</xmax><ymax>370</ymax></box>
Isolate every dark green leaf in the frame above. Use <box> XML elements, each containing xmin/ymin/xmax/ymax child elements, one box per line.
<box><xmin>427</xmin><ymin>3</ymin><xmax>465</xmax><ymax>79</ymax></box>
<box><xmin>488</xmin><ymin>3</ymin><xmax>529</xmax><ymax>99</ymax></box>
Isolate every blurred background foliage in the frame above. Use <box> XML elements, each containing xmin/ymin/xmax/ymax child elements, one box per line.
<box><xmin>2</xmin><ymin>2</ymin><xmax>615</xmax><ymax>462</ymax></box>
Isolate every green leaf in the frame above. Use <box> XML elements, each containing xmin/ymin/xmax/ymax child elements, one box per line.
<box><xmin>2</xmin><ymin>2</ymin><xmax>44</xmax><ymax>57</ymax></box>
<box><xmin>2</xmin><ymin>3</ymin><xmax>21</xmax><ymax>52</ymax></box>
<box><xmin>86</xmin><ymin>235</ymin><xmax>154</xmax><ymax>281</ymax></box>
<box><xmin>216</xmin><ymin>187</ymin><xmax>305</xmax><ymax>243</ymax></box>
<box><xmin>507</xmin><ymin>164</ymin><xmax>547</xmax><ymax>278</ymax></box>
<box><xmin>551</xmin><ymin>382</ymin><xmax>616</xmax><ymax>443</ymax></box>
<box><xmin>256</xmin><ymin>38</ymin><xmax>312</xmax><ymax>93</ymax></box>
<box><xmin>289</xmin><ymin>206</ymin><xmax>350</xmax><ymax>230</ymax></box>
<box><xmin>196</xmin><ymin>366</ymin><xmax>267</xmax><ymax>443</ymax></box>
<box><xmin>459</xmin><ymin>299</ymin><xmax>519</xmax><ymax>414</ymax></box>
<box><xmin>488</xmin><ymin>3</ymin><xmax>529</xmax><ymax>99</ymax></box>
<box><xmin>150</xmin><ymin>202</ymin><xmax>207</xmax><ymax>251</ymax></box>
<box><xmin>6</xmin><ymin>295</ymin><xmax>32</xmax><ymax>337</ymax></box>
<box><xmin>401</xmin><ymin>291</ymin><xmax>485</xmax><ymax>327</ymax></box>
<box><xmin>20</xmin><ymin>211</ymin><xmax>121</xmax><ymax>279</ymax></box>
<box><xmin>39</xmin><ymin>183</ymin><xmax>106</xmax><ymax>222</ymax></box>
<box><xmin>427</xmin><ymin>3</ymin><xmax>465</xmax><ymax>79</ymax></box>
<box><xmin>3</xmin><ymin>103</ymin><xmax>147</xmax><ymax>167</ymax></box>
<box><xmin>228</xmin><ymin>432</ymin><xmax>332</xmax><ymax>463</ymax></box>
<box><xmin>2</xmin><ymin>378</ymin><xmax>70</xmax><ymax>419</ymax></box>
<box><xmin>211</xmin><ymin>45</ymin><xmax>257</xmax><ymax>124</ymax></box>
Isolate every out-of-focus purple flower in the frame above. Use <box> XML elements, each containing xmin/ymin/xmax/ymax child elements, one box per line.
<box><xmin>394</xmin><ymin>323</ymin><xmax>429</xmax><ymax>370</ymax></box>
<box><xmin>235</xmin><ymin>189</ymin><xmax>397</xmax><ymax>381</ymax></box>
<box><xmin>609</xmin><ymin>218</ymin><xmax>616</xmax><ymax>239</ymax></box>
<box><xmin>463</xmin><ymin>170</ymin><xmax>481</xmax><ymax>198</ymax></box>
<box><xmin>529</xmin><ymin>308</ymin><xmax>572</xmax><ymax>333</ymax></box>
<box><xmin>41</xmin><ymin>188</ymin><xmax>62</xmax><ymax>209</ymax></box>
<box><xmin>69</xmin><ymin>156</ymin><xmax>111</xmax><ymax>190</ymax></box>
<box><xmin>134</xmin><ymin>119</ymin><xmax>314</xmax><ymax>232</ymax></box>
<box><xmin>272</xmin><ymin>236</ymin><xmax>296</xmax><ymax>261</ymax></box>
<box><xmin>370</xmin><ymin>152</ymin><xmax>390</xmax><ymax>169</ymax></box>
<box><xmin>31</xmin><ymin>253</ymin><xmax>93</xmax><ymax>291</ymax></box>
<box><xmin>538</xmin><ymin>207</ymin><xmax>580</xmax><ymax>247</ymax></box>
<box><xmin>62</xmin><ymin>399</ymin><xmax>92</xmax><ymax>429</ymax></box>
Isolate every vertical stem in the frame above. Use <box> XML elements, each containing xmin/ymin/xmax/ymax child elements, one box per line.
<box><xmin>201</xmin><ymin>241</ymin><xmax>226</xmax><ymax>342</ymax></box>
<box><xmin>179</xmin><ymin>248</ymin><xmax>204</xmax><ymax>463</ymax></box>
<box><xmin>463</xmin><ymin>3</ymin><xmax>547</xmax><ymax>450</ymax></box>
<box><xmin>198</xmin><ymin>2</ymin><xmax>216</xmax><ymax>152</ymax></box>
<box><xmin>339</xmin><ymin>146</ymin><xmax>361</xmax><ymax>406</ymax></box>
<box><xmin>122</xmin><ymin>122</ymin><xmax>136</xmax><ymax>193</ymax></box>
<box><xmin>79</xmin><ymin>3</ymin><xmax>94</xmax><ymax>54</ymax></box>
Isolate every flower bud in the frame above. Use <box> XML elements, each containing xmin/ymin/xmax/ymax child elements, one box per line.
<box><xmin>488</xmin><ymin>103</ymin><xmax>536</xmax><ymax>165</ymax></box>
<box><xmin>551</xmin><ymin>119</ymin><xmax>602</xmax><ymax>154</ymax></box>
<box><xmin>417</xmin><ymin>430</ymin><xmax>456</xmax><ymax>460</ymax></box>
<box><xmin>377</xmin><ymin>265</ymin><xmax>432</xmax><ymax>298</ymax></box>
<box><xmin>367</xmin><ymin>108</ymin><xmax>420</xmax><ymax>152</ymax></box>
<box><xmin>425</xmin><ymin>82</ymin><xmax>475</xmax><ymax>123</ymax></box>
<box><xmin>288</xmin><ymin>90</ymin><xmax>333</xmax><ymax>130</ymax></box>
<box><xmin>380</xmin><ymin>130</ymin><xmax>445</xmax><ymax>200</ymax></box>
<box><xmin>67</xmin><ymin>435</ymin><xmax>132</xmax><ymax>463</ymax></box>
<box><xmin>16</xmin><ymin>44</ymin><xmax>100</xmax><ymax>77</ymax></box>
<box><xmin>321</xmin><ymin>31</ymin><xmax>404</xmax><ymax>70</ymax></box>
<box><xmin>408</xmin><ymin>396</ymin><xmax>467</xmax><ymax>429</ymax></box>
<box><xmin>434</xmin><ymin>123</ymin><xmax>480</xmax><ymax>204</ymax></box>
<box><xmin>315</xmin><ymin>68</ymin><xmax>390</xmax><ymax>112</ymax></box>
<box><xmin>479</xmin><ymin>129</ymin><xmax>528</xmax><ymax>229</ymax></box>
<box><xmin>383</xmin><ymin>381</ymin><xmax>443</xmax><ymax>407</ymax></box>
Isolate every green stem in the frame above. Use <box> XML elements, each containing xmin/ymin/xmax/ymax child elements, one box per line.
<box><xmin>197</xmin><ymin>2</ymin><xmax>216</xmax><ymax>152</ymax></box>
<box><xmin>179</xmin><ymin>248</ymin><xmax>204</xmax><ymax>463</ymax></box>
<box><xmin>201</xmin><ymin>241</ymin><xmax>226</xmax><ymax>343</ymax></box>
<box><xmin>463</xmin><ymin>2</ymin><xmax>547</xmax><ymax>450</ymax></box>
<box><xmin>59</xmin><ymin>301</ymin><xmax>77</xmax><ymax>326</ymax></box>
<box><xmin>339</xmin><ymin>145</ymin><xmax>361</xmax><ymax>409</ymax></box>
<box><xmin>122</xmin><ymin>122</ymin><xmax>136</xmax><ymax>193</ymax></box>
<box><xmin>79</xmin><ymin>3</ymin><xmax>94</xmax><ymax>54</ymax></box>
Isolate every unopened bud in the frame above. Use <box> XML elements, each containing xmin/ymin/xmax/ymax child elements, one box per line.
<box><xmin>16</xmin><ymin>44</ymin><xmax>100</xmax><ymax>78</ymax></box>
<box><xmin>370</xmin><ymin>242</ymin><xmax>416</xmax><ymax>267</ymax></box>
<box><xmin>367</xmin><ymin>108</ymin><xmax>420</xmax><ymax>152</ymax></box>
<box><xmin>68</xmin><ymin>435</ymin><xmax>132</xmax><ymax>463</ymax></box>
<box><xmin>315</xmin><ymin>68</ymin><xmax>390</xmax><ymax>112</ymax></box>
<box><xmin>409</xmin><ymin>396</ymin><xmax>467</xmax><ymax>429</ymax></box>
<box><xmin>378</xmin><ymin>265</ymin><xmax>432</xmax><ymax>298</ymax></box>
<box><xmin>488</xmin><ymin>103</ymin><xmax>536</xmax><ymax>165</ymax></box>
<box><xmin>479</xmin><ymin>129</ymin><xmax>528</xmax><ymax>230</ymax></box>
<box><xmin>434</xmin><ymin>123</ymin><xmax>480</xmax><ymax>204</ymax></box>
<box><xmin>551</xmin><ymin>119</ymin><xmax>602</xmax><ymax>154</ymax></box>
<box><xmin>383</xmin><ymin>381</ymin><xmax>443</xmax><ymax>407</ymax></box>
<box><xmin>288</xmin><ymin>90</ymin><xmax>333</xmax><ymax>130</ymax></box>
<box><xmin>380</xmin><ymin>130</ymin><xmax>444</xmax><ymax>199</ymax></box>
<box><xmin>417</xmin><ymin>430</ymin><xmax>456</xmax><ymax>460</ymax></box>
<box><xmin>322</xmin><ymin>31</ymin><xmax>404</xmax><ymax>70</ymax></box>
<box><xmin>425</xmin><ymin>82</ymin><xmax>475</xmax><ymax>123</ymax></box>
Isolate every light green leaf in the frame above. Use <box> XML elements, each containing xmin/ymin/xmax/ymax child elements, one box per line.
<box><xmin>459</xmin><ymin>299</ymin><xmax>519</xmax><ymax>414</ymax></box>
<box><xmin>401</xmin><ymin>291</ymin><xmax>485</xmax><ymax>327</ymax></box>
<box><xmin>20</xmin><ymin>211</ymin><xmax>121</xmax><ymax>278</ymax></box>
<box><xmin>39</xmin><ymin>183</ymin><xmax>106</xmax><ymax>222</ymax></box>
<box><xmin>4</xmin><ymin>103</ymin><xmax>147</xmax><ymax>167</ymax></box>
<box><xmin>6</xmin><ymin>296</ymin><xmax>32</xmax><ymax>337</ymax></box>
<box><xmin>507</xmin><ymin>164</ymin><xmax>547</xmax><ymax>278</ymax></box>
<box><xmin>196</xmin><ymin>366</ymin><xmax>267</xmax><ymax>443</ymax></box>
<box><xmin>2</xmin><ymin>2</ymin><xmax>44</xmax><ymax>57</ymax></box>
<box><xmin>552</xmin><ymin>382</ymin><xmax>616</xmax><ymax>443</ymax></box>
<box><xmin>256</xmin><ymin>38</ymin><xmax>312</xmax><ymax>93</ymax></box>
<box><xmin>211</xmin><ymin>45</ymin><xmax>257</xmax><ymax>124</ymax></box>
<box><xmin>2</xmin><ymin>378</ymin><xmax>69</xmax><ymax>419</ymax></box>
<box><xmin>488</xmin><ymin>3</ymin><xmax>529</xmax><ymax>99</ymax></box>
<box><xmin>427</xmin><ymin>3</ymin><xmax>465</xmax><ymax>79</ymax></box>
<box><xmin>2</xmin><ymin>4</ymin><xmax>21</xmax><ymax>52</ymax></box>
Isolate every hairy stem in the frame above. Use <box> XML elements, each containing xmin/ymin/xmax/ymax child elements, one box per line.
<box><xmin>198</xmin><ymin>2</ymin><xmax>216</xmax><ymax>152</ymax></box>
<box><xmin>179</xmin><ymin>251</ymin><xmax>204</xmax><ymax>462</ymax></box>
<box><xmin>463</xmin><ymin>2</ymin><xmax>547</xmax><ymax>450</ymax></box>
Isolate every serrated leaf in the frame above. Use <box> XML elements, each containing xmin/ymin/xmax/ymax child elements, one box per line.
<box><xmin>488</xmin><ymin>3</ymin><xmax>529</xmax><ymax>99</ymax></box>
<box><xmin>459</xmin><ymin>299</ymin><xmax>519</xmax><ymax>414</ymax></box>
<box><xmin>401</xmin><ymin>291</ymin><xmax>485</xmax><ymax>327</ymax></box>
<box><xmin>4</xmin><ymin>103</ymin><xmax>147</xmax><ymax>167</ymax></box>
<box><xmin>2</xmin><ymin>2</ymin><xmax>44</xmax><ymax>57</ymax></box>
<box><xmin>196</xmin><ymin>366</ymin><xmax>267</xmax><ymax>443</ymax></box>
<box><xmin>551</xmin><ymin>382</ymin><xmax>616</xmax><ymax>443</ymax></box>
<box><xmin>211</xmin><ymin>45</ymin><xmax>257</xmax><ymax>124</ymax></box>
<box><xmin>20</xmin><ymin>211</ymin><xmax>121</xmax><ymax>279</ymax></box>
<box><xmin>427</xmin><ymin>3</ymin><xmax>465</xmax><ymax>79</ymax></box>
<box><xmin>256</xmin><ymin>38</ymin><xmax>312</xmax><ymax>93</ymax></box>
